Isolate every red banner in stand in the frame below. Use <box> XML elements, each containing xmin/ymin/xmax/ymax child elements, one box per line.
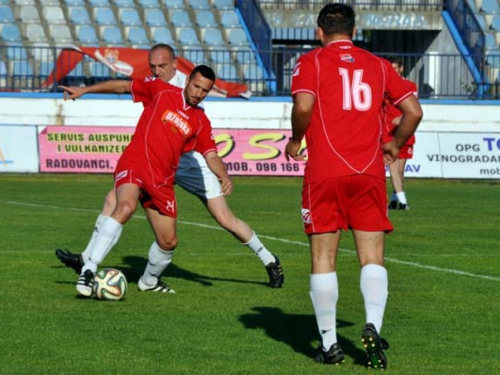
<box><xmin>39</xmin><ymin>126</ymin><xmax>306</xmax><ymax>176</ymax></box>
<box><xmin>41</xmin><ymin>46</ymin><xmax>251</xmax><ymax>99</ymax></box>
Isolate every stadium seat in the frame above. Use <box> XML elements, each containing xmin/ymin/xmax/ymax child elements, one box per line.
<box><xmin>486</xmin><ymin>50</ymin><xmax>500</xmax><ymax>67</ymax></box>
<box><xmin>243</xmin><ymin>64</ymin><xmax>264</xmax><ymax>80</ymax></box>
<box><xmin>475</xmin><ymin>14</ymin><xmax>488</xmax><ymax>30</ymax></box>
<box><xmin>151</xmin><ymin>26</ymin><xmax>175</xmax><ymax>44</ymax></box>
<box><xmin>25</xmin><ymin>23</ymin><xmax>48</xmax><ymax>43</ymax></box>
<box><xmin>490</xmin><ymin>15</ymin><xmax>500</xmax><ymax>31</ymax></box>
<box><xmin>145</xmin><ymin>9</ymin><xmax>167</xmax><ymax>26</ymax></box>
<box><xmin>485</xmin><ymin>32</ymin><xmax>498</xmax><ymax>49</ymax></box>
<box><xmin>94</xmin><ymin>7</ymin><xmax>117</xmax><ymax>25</ymax></box>
<box><xmin>232</xmin><ymin>46</ymin><xmax>256</xmax><ymax>64</ymax></box>
<box><xmin>101</xmin><ymin>26</ymin><xmax>124</xmax><ymax>44</ymax></box>
<box><xmin>188</xmin><ymin>0</ymin><xmax>210</xmax><ymax>10</ymax></box>
<box><xmin>180</xmin><ymin>46</ymin><xmax>206</xmax><ymax>65</ymax></box>
<box><xmin>120</xmin><ymin>8</ymin><xmax>141</xmax><ymax>26</ymax></box>
<box><xmin>1</xmin><ymin>24</ymin><xmax>23</xmax><ymax>43</ymax></box>
<box><xmin>227</xmin><ymin>28</ymin><xmax>249</xmax><ymax>46</ymax></box>
<box><xmin>12</xmin><ymin>60</ymin><xmax>34</xmax><ymax>81</ymax></box>
<box><xmin>89</xmin><ymin>61</ymin><xmax>111</xmax><ymax>82</ymax></box>
<box><xmin>215</xmin><ymin>63</ymin><xmax>238</xmax><ymax>80</ymax></box>
<box><xmin>202</xmin><ymin>28</ymin><xmax>225</xmax><ymax>46</ymax></box>
<box><xmin>139</xmin><ymin>0</ymin><xmax>160</xmax><ymax>7</ymax></box>
<box><xmin>209</xmin><ymin>48</ymin><xmax>232</xmax><ymax>64</ymax></box>
<box><xmin>127</xmin><ymin>27</ymin><xmax>150</xmax><ymax>45</ymax></box>
<box><xmin>113</xmin><ymin>0</ymin><xmax>135</xmax><ymax>6</ymax></box>
<box><xmin>42</xmin><ymin>6</ymin><xmax>67</xmax><ymax>24</ymax></box>
<box><xmin>0</xmin><ymin>6</ymin><xmax>15</xmax><ymax>23</ymax></box>
<box><xmin>162</xmin><ymin>0</ymin><xmax>186</xmax><ymax>9</ymax></box>
<box><xmin>171</xmin><ymin>10</ymin><xmax>192</xmax><ymax>27</ymax></box>
<box><xmin>64</xmin><ymin>0</ymin><xmax>86</xmax><ymax>5</ymax></box>
<box><xmin>480</xmin><ymin>0</ymin><xmax>500</xmax><ymax>14</ymax></box>
<box><xmin>31</xmin><ymin>43</ymin><xmax>54</xmax><ymax>61</ymax></box>
<box><xmin>18</xmin><ymin>5</ymin><xmax>41</xmax><ymax>23</ymax></box>
<box><xmin>49</xmin><ymin>25</ymin><xmax>73</xmax><ymax>44</ymax></box>
<box><xmin>195</xmin><ymin>10</ymin><xmax>218</xmax><ymax>28</ymax></box>
<box><xmin>0</xmin><ymin>60</ymin><xmax>6</xmax><ymax>87</ymax></box>
<box><xmin>13</xmin><ymin>0</ymin><xmax>36</xmax><ymax>4</ymax></box>
<box><xmin>38</xmin><ymin>60</ymin><xmax>55</xmax><ymax>79</ymax></box>
<box><xmin>176</xmin><ymin>27</ymin><xmax>200</xmax><ymax>45</ymax></box>
<box><xmin>90</xmin><ymin>0</ymin><xmax>111</xmax><ymax>6</ymax></box>
<box><xmin>466</xmin><ymin>0</ymin><xmax>478</xmax><ymax>11</ymax></box>
<box><xmin>212</xmin><ymin>0</ymin><xmax>234</xmax><ymax>10</ymax></box>
<box><xmin>7</xmin><ymin>44</ymin><xmax>28</xmax><ymax>60</ymax></box>
<box><xmin>219</xmin><ymin>10</ymin><xmax>240</xmax><ymax>28</ymax></box>
<box><xmin>76</xmin><ymin>25</ymin><xmax>100</xmax><ymax>45</ymax></box>
<box><xmin>69</xmin><ymin>7</ymin><xmax>92</xmax><ymax>25</ymax></box>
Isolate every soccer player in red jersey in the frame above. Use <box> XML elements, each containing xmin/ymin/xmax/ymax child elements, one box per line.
<box><xmin>74</xmin><ymin>65</ymin><xmax>232</xmax><ymax>296</ymax></box>
<box><xmin>284</xmin><ymin>3</ymin><xmax>422</xmax><ymax>369</ymax></box>
<box><xmin>57</xmin><ymin>44</ymin><xmax>284</xmax><ymax>289</ymax></box>
<box><xmin>383</xmin><ymin>57</ymin><xmax>419</xmax><ymax>210</ymax></box>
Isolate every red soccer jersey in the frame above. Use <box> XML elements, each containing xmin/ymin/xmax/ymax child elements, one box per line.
<box><xmin>382</xmin><ymin>79</ymin><xmax>418</xmax><ymax>145</ymax></box>
<box><xmin>291</xmin><ymin>40</ymin><xmax>415</xmax><ymax>182</ymax></box>
<box><xmin>120</xmin><ymin>78</ymin><xmax>217</xmax><ymax>186</ymax></box>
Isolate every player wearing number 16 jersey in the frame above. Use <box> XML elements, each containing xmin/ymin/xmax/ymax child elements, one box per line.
<box><xmin>284</xmin><ymin>3</ymin><xmax>423</xmax><ymax>369</ymax></box>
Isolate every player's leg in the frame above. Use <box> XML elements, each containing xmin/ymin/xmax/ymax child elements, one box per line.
<box><xmin>388</xmin><ymin>160</ymin><xmax>402</xmax><ymax>209</ymax></box>
<box><xmin>309</xmin><ymin>231</ymin><xmax>344</xmax><ymax>365</ymax></box>
<box><xmin>176</xmin><ymin>151</ymin><xmax>283</xmax><ymax>287</ymax></box>
<box><xmin>137</xmin><ymin>207</ymin><xmax>177</xmax><ymax>293</ymax></box>
<box><xmin>55</xmin><ymin>188</ymin><xmax>117</xmax><ymax>272</ymax></box>
<box><xmin>353</xmin><ymin>230</ymin><xmax>390</xmax><ymax>369</ymax></box>
<box><xmin>395</xmin><ymin>157</ymin><xmax>409</xmax><ymax>209</ymax></box>
<box><xmin>76</xmin><ymin>183</ymin><xmax>140</xmax><ymax>296</ymax></box>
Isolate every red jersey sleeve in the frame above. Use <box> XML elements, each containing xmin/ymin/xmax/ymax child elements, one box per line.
<box><xmin>186</xmin><ymin>112</ymin><xmax>217</xmax><ymax>156</ymax></box>
<box><xmin>130</xmin><ymin>78</ymin><xmax>175</xmax><ymax>107</ymax></box>
<box><xmin>290</xmin><ymin>51</ymin><xmax>318</xmax><ymax>97</ymax></box>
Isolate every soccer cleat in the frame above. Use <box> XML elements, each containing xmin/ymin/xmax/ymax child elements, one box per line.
<box><xmin>138</xmin><ymin>278</ymin><xmax>176</xmax><ymax>293</ymax></box>
<box><xmin>55</xmin><ymin>248</ymin><xmax>83</xmax><ymax>274</ymax></box>
<box><xmin>397</xmin><ymin>203</ymin><xmax>410</xmax><ymax>210</ymax></box>
<box><xmin>388</xmin><ymin>201</ymin><xmax>398</xmax><ymax>210</ymax></box>
<box><xmin>76</xmin><ymin>269</ymin><xmax>95</xmax><ymax>297</ymax></box>
<box><xmin>361</xmin><ymin>323</ymin><xmax>390</xmax><ymax>370</ymax></box>
<box><xmin>314</xmin><ymin>343</ymin><xmax>345</xmax><ymax>365</ymax></box>
<box><xmin>265</xmin><ymin>255</ymin><xmax>284</xmax><ymax>288</ymax></box>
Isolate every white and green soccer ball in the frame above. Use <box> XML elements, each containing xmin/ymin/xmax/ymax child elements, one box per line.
<box><xmin>92</xmin><ymin>268</ymin><xmax>128</xmax><ymax>301</ymax></box>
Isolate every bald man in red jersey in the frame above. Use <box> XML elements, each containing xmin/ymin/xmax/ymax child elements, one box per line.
<box><xmin>285</xmin><ymin>3</ymin><xmax>422</xmax><ymax>370</ymax></box>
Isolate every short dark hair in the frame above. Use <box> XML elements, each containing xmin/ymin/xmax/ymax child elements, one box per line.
<box><xmin>149</xmin><ymin>43</ymin><xmax>176</xmax><ymax>59</ymax></box>
<box><xmin>388</xmin><ymin>56</ymin><xmax>404</xmax><ymax>68</ymax></box>
<box><xmin>190</xmin><ymin>65</ymin><xmax>216</xmax><ymax>81</ymax></box>
<box><xmin>317</xmin><ymin>3</ymin><xmax>355</xmax><ymax>37</ymax></box>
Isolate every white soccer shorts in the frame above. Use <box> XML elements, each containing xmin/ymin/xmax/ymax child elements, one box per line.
<box><xmin>175</xmin><ymin>151</ymin><xmax>223</xmax><ymax>200</ymax></box>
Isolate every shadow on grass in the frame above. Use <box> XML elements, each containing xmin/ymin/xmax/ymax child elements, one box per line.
<box><xmin>239</xmin><ymin>306</ymin><xmax>367</xmax><ymax>366</ymax></box>
<box><xmin>119</xmin><ymin>255</ymin><xmax>269</xmax><ymax>288</ymax></box>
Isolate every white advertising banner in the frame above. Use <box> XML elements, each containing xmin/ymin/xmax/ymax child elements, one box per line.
<box><xmin>0</xmin><ymin>125</ymin><xmax>39</xmax><ymax>173</ymax></box>
<box><xmin>391</xmin><ymin>131</ymin><xmax>500</xmax><ymax>179</ymax></box>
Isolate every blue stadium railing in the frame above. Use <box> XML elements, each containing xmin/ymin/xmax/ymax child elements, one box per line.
<box><xmin>0</xmin><ymin>44</ymin><xmax>498</xmax><ymax>99</ymax></box>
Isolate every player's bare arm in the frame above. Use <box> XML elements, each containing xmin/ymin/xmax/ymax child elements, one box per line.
<box><xmin>286</xmin><ymin>92</ymin><xmax>315</xmax><ymax>161</ymax></box>
<box><xmin>382</xmin><ymin>95</ymin><xmax>422</xmax><ymax>165</ymax></box>
<box><xmin>59</xmin><ymin>80</ymin><xmax>132</xmax><ymax>101</ymax></box>
<box><xmin>204</xmin><ymin>151</ymin><xmax>233</xmax><ymax>196</ymax></box>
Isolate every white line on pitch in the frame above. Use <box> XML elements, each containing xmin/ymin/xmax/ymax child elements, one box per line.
<box><xmin>6</xmin><ymin>200</ymin><xmax>500</xmax><ymax>282</ymax></box>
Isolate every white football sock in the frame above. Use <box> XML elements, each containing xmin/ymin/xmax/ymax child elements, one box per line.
<box><xmin>140</xmin><ymin>242</ymin><xmax>174</xmax><ymax>286</ymax></box>
<box><xmin>360</xmin><ymin>264</ymin><xmax>388</xmax><ymax>333</ymax></box>
<box><xmin>82</xmin><ymin>214</ymin><xmax>109</xmax><ymax>263</ymax></box>
<box><xmin>243</xmin><ymin>232</ymin><xmax>275</xmax><ymax>266</ymax></box>
<box><xmin>82</xmin><ymin>217</ymin><xmax>122</xmax><ymax>274</ymax></box>
<box><xmin>309</xmin><ymin>272</ymin><xmax>338</xmax><ymax>351</ymax></box>
<box><xmin>396</xmin><ymin>192</ymin><xmax>407</xmax><ymax>205</ymax></box>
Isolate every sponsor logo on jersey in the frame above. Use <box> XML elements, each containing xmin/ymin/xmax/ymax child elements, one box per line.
<box><xmin>162</xmin><ymin>109</ymin><xmax>192</xmax><ymax>138</ymax></box>
<box><xmin>340</xmin><ymin>54</ymin><xmax>355</xmax><ymax>62</ymax></box>
<box><xmin>301</xmin><ymin>208</ymin><xmax>312</xmax><ymax>224</ymax></box>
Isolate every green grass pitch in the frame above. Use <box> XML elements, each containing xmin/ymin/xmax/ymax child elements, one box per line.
<box><xmin>0</xmin><ymin>174</ymin><xmax>499</xmax><ymax>374</ymax></box>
